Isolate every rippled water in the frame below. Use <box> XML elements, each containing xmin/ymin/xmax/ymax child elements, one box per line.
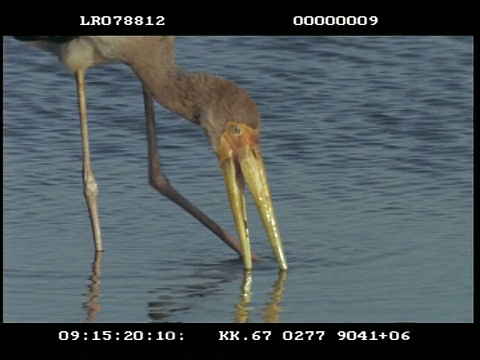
<box><xmin>3</xmin><ymin>36</ymin><xmax>473</xmax><ymax>322</ymax></box>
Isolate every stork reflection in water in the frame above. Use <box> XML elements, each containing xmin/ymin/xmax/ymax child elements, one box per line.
<box><xmin>13</xmin><ymin>36</ymin><xmax>287</xmax><ymax>270</ymax></box>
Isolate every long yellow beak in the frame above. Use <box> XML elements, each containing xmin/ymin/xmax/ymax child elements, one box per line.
<box><xmin>216</xmin><ymin>122</ymin><xmax>287</xmax><ymax>270</ymax></box>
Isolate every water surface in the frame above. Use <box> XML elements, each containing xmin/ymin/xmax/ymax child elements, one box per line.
<box><xmin>3</xmin><ymin>36</ymin><xmax>473</xmax><ymax>322</ymax></box>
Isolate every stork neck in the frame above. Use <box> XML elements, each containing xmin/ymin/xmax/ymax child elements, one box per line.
<box><xmin>127</xmin><ymin>42</ymin><xmax>211</xmax><ymax>125</ymax></box>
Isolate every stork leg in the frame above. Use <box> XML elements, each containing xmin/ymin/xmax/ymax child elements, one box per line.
<box><xmin>75</xmin><ymin>69</ymin><xmax>103</xmax><ymax>251</ymax></box>
<box><xmin>142</xmin><ymin>86</ymin><xmax>260</xmax><ymax>261</ymax></box>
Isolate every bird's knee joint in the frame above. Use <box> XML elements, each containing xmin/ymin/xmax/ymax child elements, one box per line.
<box><xmin>83</xmin><ymin>174</ymin><xmax>99</xmax><ymax>198</ymax></box>
<box><xmin>149</xmin><ymin>172</ymin><xmax>167</xmax><ymax>186</ymax></box>
<box><xmin>149</xmin><ymin>172</ymin><xmax>171</xmax><ymax>192</ymax></box>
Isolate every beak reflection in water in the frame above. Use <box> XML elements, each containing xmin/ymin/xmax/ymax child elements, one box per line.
<box><xmin>216</xmin><ymin>121</ymin><xmax>287</xmax><ymax>270</ymax></box>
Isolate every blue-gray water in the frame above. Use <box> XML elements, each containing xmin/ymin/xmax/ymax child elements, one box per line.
<box><xmin>3</xmin><ymin>36</ymin><xmax>473</xmax><ymax>323</ymax></box>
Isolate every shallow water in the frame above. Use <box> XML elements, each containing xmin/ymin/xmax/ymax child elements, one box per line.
<box><xmin>3</xmin><ymin>36</ymin><xmax>473</xmax><ymax>322</ymax></box>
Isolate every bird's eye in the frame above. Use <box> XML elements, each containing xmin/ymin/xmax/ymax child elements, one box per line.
<box><xmin>231</xmin><ymin>124</ymin><xmax>241</xmax><ymax>135</ymax></box>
